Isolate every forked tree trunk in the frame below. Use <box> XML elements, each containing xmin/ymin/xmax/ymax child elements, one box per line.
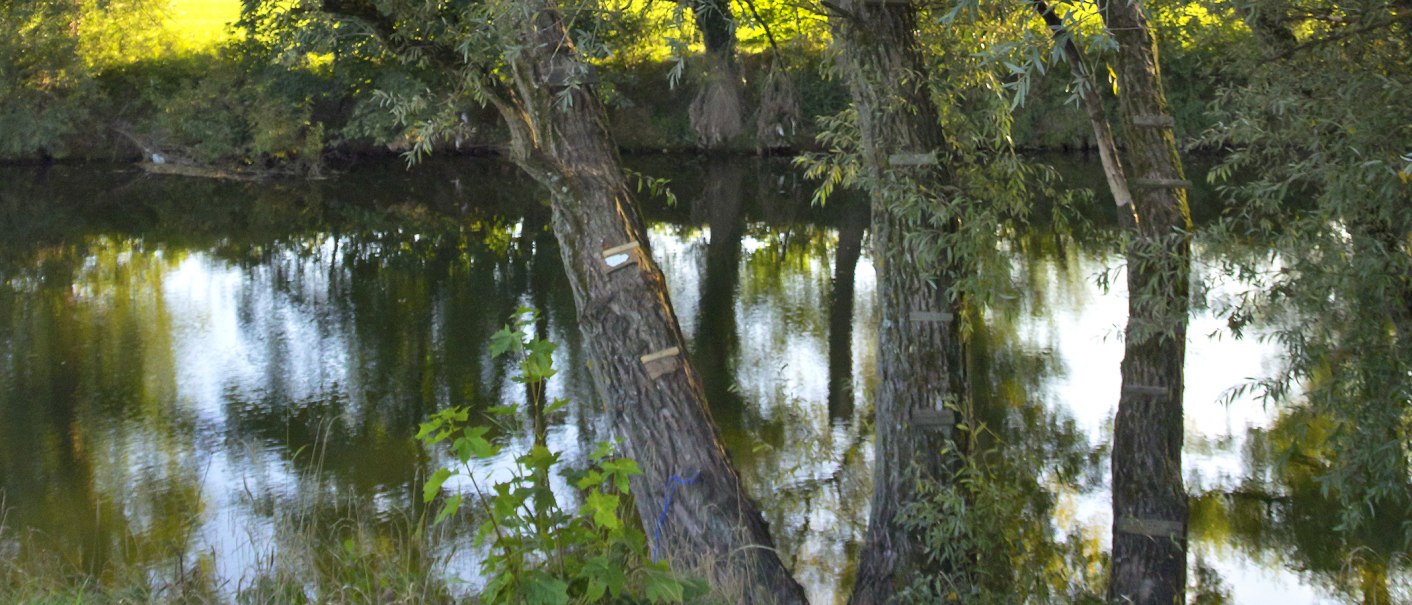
<box><xmin>829</xmin><ymin>1</ymin><xmax>968</xmax><ymax>602</ymax></box>
<box><xmin>489</xmin><ymin>4</ymin><xmax>807</xmax><ymax>603</ymax></box>
<box><xmin>1030</xmin><ymin>0</ymin><xmax>1136</xmax><ymax>222</ymax></box>
<box><xmin>1102</xmin><ymin>2</ymin><xmax>1193</xmax><ymax>602</ymax></box>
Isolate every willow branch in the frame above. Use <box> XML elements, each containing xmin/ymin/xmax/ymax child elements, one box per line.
<box><xmin>1030</xmin><ymin>0</ymin><xmax>1137</xmax><ymax>225</ymax></box>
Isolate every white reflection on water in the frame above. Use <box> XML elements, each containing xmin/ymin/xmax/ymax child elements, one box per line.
<box><xmin>654</xmin><ymin>224</ymin><xmax>879</xmax><ymax>604</ymax></box>
<box><xmin>232</xmin><ymin>233</ymin><xmax>1326</xmax><ymax>602</ymax></box>
<box><xmin>1015</xmin><ymin>246</ymin><xmax>1317</xmax><ymax>604</ymax></box>
<box><xmin>4</xmin><ymin>212</ymin><xmax>1388</xmax><ymax>604</ymax></box>
<box><xmin>156</xmin><ymin>243</ymin><xmax>599</xmax><ymax>595</ymax></box>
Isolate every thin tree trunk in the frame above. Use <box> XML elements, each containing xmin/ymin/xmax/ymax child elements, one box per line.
<box><xmin>1101</xmin><ymin>1</ymin><xmax>1193</xmax><ymax>602</ymax></box>
<box><xmin>1028</xmin><ymin>2</ymin><xmax>1192</xmax><ymax>600</ymax></box>
<box><xmin>829</xmin><ymin>1</ymin><xmax>967</xmax><ymax>602</ymax></box>
<box><xmin>1030</xmin><ymin>0</ymin><xmax>1136</xmax><ymax>224</ymax></box>
<box><xmin>491</xmin><ymin>5</ymin><xmax>807</xmax><ymax>603</ymax></box>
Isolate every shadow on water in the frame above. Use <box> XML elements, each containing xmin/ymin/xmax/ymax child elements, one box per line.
<box><xmin>0</xmin><ymin>156</ymin><xmax>1407</xmax><ymax>603</ymax></box>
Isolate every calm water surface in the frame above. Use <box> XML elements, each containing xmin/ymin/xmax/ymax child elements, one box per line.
<box><xmin>0</xmin><ymin>157</ymin><xmax>1405</xmax><ymax>603</ymax></box>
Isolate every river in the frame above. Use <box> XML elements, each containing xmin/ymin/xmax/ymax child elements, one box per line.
<box><xmin>0</xmin><ymin>156</ymin><xmax>1405</xmax><ymax>603</ymax></box>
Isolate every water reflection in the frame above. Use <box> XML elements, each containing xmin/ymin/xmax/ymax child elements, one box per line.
<box><xmin>0</xmin><ymin>157</ymin><xmax>1406</xmax><ymax>603</ymax></box>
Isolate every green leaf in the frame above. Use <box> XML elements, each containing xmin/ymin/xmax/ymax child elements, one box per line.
<box><xmin>415</xmin><ymin>418</ymin><xmax>442</xmax><ymax>441</ymax></box>
<box><xmin>526</xmin><ymin>337</ymin><xmax>558</xmax><ymax>358</ymax></box>
<box><xmin>575</xmin><ymin>470</ymin><xmax>604</xmax><ymax>490</ymax></box>
<box><xmin>481</xmin><ymin>570</ymin><xmax>512</xmax><ymax>604</ymax></box>
<box><xmin>523</xmin><ymin>571</ymin><xmax>569</xmax><ymax>605</ymax></box>
<box><xmin>605</xmin><ymin>458</ymin><xmax>641</xmax><ymax>492</ymax></box>
<box><xmin>586</xmin><ymin>490</ymin><xmax>621</xmax><ymax>530</ymax></box>
<box><xmin>589</xmin><ymin>441</ymin><xmax>614</xmax><ymax>461</ymax></box>
<box><xmin>523</xmin><ymin>444</ymin><xmax>559</xmax><ymax>471</ymax></box>
<box><xmin>579</xmin><ymin>556</ymin><xmax>627</xmax><ymax>598</ymax></box>
<box><xmin>584</xmin><ymin>578</ymin><xmax>607</xmax><ymax>601</ymax></box>
<box><xmin>423</xmin><ymin>468</ymin><xmax>453</xmax><ymax>503</ymax></box>
<box><xmin>457</xmin><ymin>426</ymin><xmax>500</xmax><ymax>459</ymax></box>
<box><xmin>489</xmin><ymin>326</ymin><xmax>519</xmax><ymax>358</ymax></box>
<box><xmin>644</xmin><ymin>567</ymin><xmax>685</xmax><ymax>603</ymax></box>
<box><xmin>523</xmin><ymin>339</ymin><xmax>557</xmax><ymax>381</ymax></box>
<box><xmin>434</xmin><ymin>494</ymin><xmax>462</xmax><ymax>525</ymax></box>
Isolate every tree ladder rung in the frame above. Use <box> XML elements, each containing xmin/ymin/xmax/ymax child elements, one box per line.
<box><xmin>1115</xmin><ymin>517</ymin><xmax>1184</xmax><ymax>538</ymax></box>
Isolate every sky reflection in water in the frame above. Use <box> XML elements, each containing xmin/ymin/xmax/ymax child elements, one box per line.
<box><xmin>0</xmin><ymin>157</ymin><xmax>1404</xmax><ymax>603</ymax></box>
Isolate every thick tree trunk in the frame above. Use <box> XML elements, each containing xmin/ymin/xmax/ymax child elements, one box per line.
<box><xmin>689</xmin><ymin>0</ymin><xmax>745</xmax><ymax>148</ymax></box>
<box><xmin>829</xmin><ymin>2</ymin><xmax>968</xmax><ymax>602</ymax></box>
<box><xmin>1102</xmin><ymin>2</ymin><xmax>1193</xmax><ymax>602</ymax></box>
<box><xmin>493</xmin><ymin>5</ymin><xmax>807</xmax><ymax>603</ymax></box>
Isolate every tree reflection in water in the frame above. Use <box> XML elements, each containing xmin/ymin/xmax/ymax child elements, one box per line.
<box><xmin>0</xmin><ymin>158</ymin><xmax>1406</xmax><ymax>603</ymax></box>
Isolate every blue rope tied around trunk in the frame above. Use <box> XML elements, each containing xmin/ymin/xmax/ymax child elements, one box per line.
<box><xmin>650</xmin><ymin>470</ymin><xmax>703</xmax><ymax>561</ymax></box>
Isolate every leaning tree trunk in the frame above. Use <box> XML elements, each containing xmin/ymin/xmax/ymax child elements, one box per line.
<box><xmin>1030</xmin><ymin>0</ymin><xmax>1135</xmax><ymax>221</ymax></box>
<box><xmin>1102</xmin><ymin>1</ymin><xmax>1194</xmax><ymax>602</ymax></box>
<box><xmin>830</xmin><ymin>1</ymin><xmax>968</xmax><ymax>602</ymax></box>
<box><xmin>689</xmin><ymin>0</ymin><xmax>745</xmax><ymax>149</ymax></box>
<box><xmin>486</xmin><ymin>3</ymin><xmax>807</xmax><ymax>603</ymax></box>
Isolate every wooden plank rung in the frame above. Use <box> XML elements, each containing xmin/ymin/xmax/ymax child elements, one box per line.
<box><xmin>1133</xmin><ymin>178</ymin><xmax>1192</xmax><ymax>189</ymax></box>
<box><xmin>913</xmin><ymin>408</ymin><xmax>955</xmax><ymax>429</ymax></box>
<box><xmin>910</xmin><ymin>311</ymin><xmax>953</xmax><ymax>323</ymax></box>
<box><xmin>640</xmin><ymin>347</ymin><xmax>680</xmax><ymax>364</ymax></box>
<box><xmin>1115</xmin><ymin>517</ymin><xmax>1184</xmax><ymax>538</ymax></box>
<box><xmin>641</xmin><ymin>347</ymin><xmax>682</xmax><ymax>379</ymax></box>
<box><xmin>1132</xmin><ymin>115</ymin><xmax>1176</xmax><ymax>128</ymax></box>
<box><xmin>602</xmin><ymin>241</ymin><xmax>640</xmax><ymax>271</ymax></box>
<box><xmin>888</xmin><ymin>151</ymin><xmax>937</xmax><ymax>166</ymax></box>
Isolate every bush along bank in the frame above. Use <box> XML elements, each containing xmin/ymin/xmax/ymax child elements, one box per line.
<box><xmin>3</xmin><ymin>42</ymin><xmax>1225</xmax><ymax>172</ymax></box>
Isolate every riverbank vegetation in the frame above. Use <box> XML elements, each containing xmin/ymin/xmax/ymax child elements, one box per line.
<box><xmin>4</xmin><ymin>0</ymin><xmax>1244</xmax><ymax>169</ymax></box>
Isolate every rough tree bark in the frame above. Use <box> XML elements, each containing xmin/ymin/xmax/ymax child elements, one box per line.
<box><xmin>829</xmin><ymin>1</ymin><xmax>968</xmax><ymax>602</ymax></box>
<box><xmin>1034</xmin><ymin>2</ymin><xmax>1192</xmax><ymax>601</ymax></box>
<box><xmin>318</xmin><ymin>2</ymin><xmax>807</xmax><ymax>602</ymax></box>
<box><xmin>1104</xmin><ymin>2</ymin><xmax>1193</xmax><ymax>601</ymax></box>
<box><xmin>490</xmin><ymin>6</ymin><xmax>807</xmax><ymax>604</ymax></box>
